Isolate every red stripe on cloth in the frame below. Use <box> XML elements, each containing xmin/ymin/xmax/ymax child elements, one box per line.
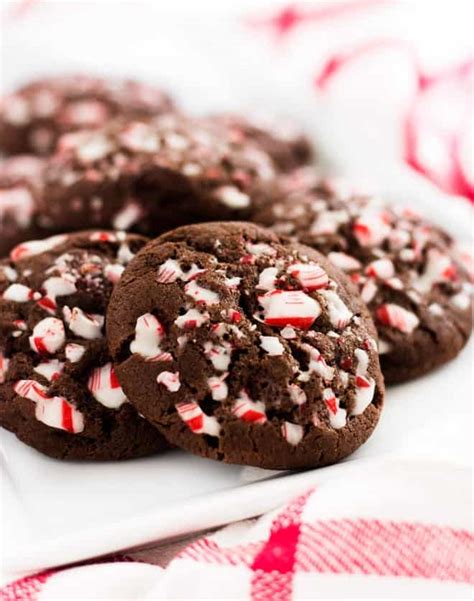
<box><xmin>246</xmin><ymin>1</ymin><xmax>385</xmax><ymax>39</ymax></box>
<box><xmin>0</xmin><ymin>570</ymin><xmax>54</xmax><ymax>601</ymax></box>
<box><xmin>296</xmin><ymin>519</ymin><xmax>474</xmax><ymax>583</ymax></box>
<box><xmin>250</xmin><ymin>488</ymin><xmax>314</xmax><ymax>601</ymax></box>
<box><xmin>0</xmin><ymin>554</ymin><xmax>136</xmax><ymax>601</ymax></box>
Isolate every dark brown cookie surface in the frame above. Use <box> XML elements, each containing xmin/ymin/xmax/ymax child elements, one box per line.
<box><xmin>209</xmin><ymin>114</ymin><xmax>314</xmax><ymax>172</ymax></box>
<box><xmin>37</xmin><ymin>114</ymin><xmax>277</xmax><ymax>236</ymax></box>
<box><xmin>255</xmin><ymin>169</ymin><xmax>473</xmax><ymax>383</ymax></box>
<box><xmin>107</xmin><ymin>222</ymin><xmax>384</xmax><ymax>470</ymax></box>
<box><xmin>0</xmin><ymin>230</ymin><xmax>168</xmax><ymax>460</ymax></box>
<box><xmin>0</xmin><ymin>75</ymin><xmax>174</xmax><ymax>156</ymax></box>
<box><xmin>0</xmin><ymin>155</ymin><xmax>47</xmax><ymax>257</ymax></box>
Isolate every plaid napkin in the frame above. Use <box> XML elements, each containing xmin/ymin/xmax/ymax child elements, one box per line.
<box><xmin>2</xmin><ymin>460</ymin><xmax>472</xmax><ymax>600</ymax></box>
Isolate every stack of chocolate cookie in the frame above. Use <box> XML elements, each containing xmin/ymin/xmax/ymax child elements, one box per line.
<box><xmin>0</xmin><ymin>75</ymin><xmax>471</xmax><ymax>469</ymax></box>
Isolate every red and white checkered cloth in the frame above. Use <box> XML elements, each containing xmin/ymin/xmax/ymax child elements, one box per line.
<box><xmin>2</xmin><ymin>460</ymin><xmax>472</xmax><ymax>600</ymax></box>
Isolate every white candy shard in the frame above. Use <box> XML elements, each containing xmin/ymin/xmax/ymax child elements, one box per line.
<box><xmin>157</xmin><ymin>371</ymin><xmax>181</xmax><ymax>392</ymax></box>
<box><xmin>328</xmin><ymin>252</ymin><xmax>361</xmax><ymax>272</ymax></box>
<box><xmin>281</xmin><ymin>421</ymin><xmax>303</xmax><ymax>446</ymax></box>
<box><xmin>257</xmin><ymin>267</ymin><xmax>279</xmax><ymax>291</ymax></box>
<box><xmin>204</xmin><ymin>341</ymin><xmax>232</xmax><ymax>371</ymax></box>
<box><xmin>215</xmin><ymin>186</ymin><xmax>250</xmax><ymax>209</ymax></box>
<box><xmin>260</xmin><ymin>336</ymin><xmax>285</xmax><ymax>356</ymax></box>
<box><xmin>34</xmin><ymin>359</ymin><xmax>64</xmax><ymax>382</ymax></box>
<box><xmin>288</xmin><ymin>383</ymin><xmax>307</xmax><ymax>405</ymax></box>
<box><xmin>184</xmin><ymin>280</ymin><xmax>220</xmax><ymax>305</ymax></box>
<box><xmin>319</xmin><ymin>289</ymin><xmax>353</xmax><ymax>329</ymax></box>
<box><xmin>63</xmin><ymin>307</ymin><xmax>104</xmax><ymax>339</ymax></box>
<box><xmin>130</xmin><ymin>313</ymin><xmax>172</xmax><ymax>361</ymax></box>
<box><xmin>207</xmin><ymin>374</ymin><xmax>229</xmax><ymax>401</ymax></box>
<box><xmin>300</xmin><ymin>344</ymin><xmax>335</xmax><ymax>382</ymax></box>
<box><xmin>2</xmin><ymin>283</ymin><xmax>36</xmax><ymax>302</ymax></box>
<box><xmin>0</xmin><ymin>352</ymin><xmax>10</xmax><ymax>384</ymax></box>
<box><xmin>65</xmin><ymin>343</ymin><xmax>86</xmax><ymax>363</ymax></box>
<box><xmin>352</xmin><ymin>348</ymin><xmax>375</xmax><ymax>415</ymax></box>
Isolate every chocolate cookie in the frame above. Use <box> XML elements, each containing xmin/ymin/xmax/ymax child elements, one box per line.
<box><xmin>0</xmin><ymin>231</ymin><xmax>168</xmax><ymax>460</ymax></box>
<box><xmin>0</xmin><ymin>74</ymin><xmax>174</xmax><ymax>156</ymax></box>
<box><xmin>0</xmin><ymin>155</ymin><xmax>46</xmax><ymax>257</ymax></box>
<box><xmin>255</xmin><ymin>169</ymin><xmax>473</xmax><ymax>383</ymax></box>
<box><xmin>107</xmin><ymin>222</ymin><xmax>384</xmax><ymax>470</ymax></box>
<box><xmin>37</xmin><ymin>114</ymin><xmax>277</xmax><ymax>236</ymax></box>
<box><xmin>209</xmin><ymin>114</ymin><xmax>314</xmax><ymax>172</ymax></box>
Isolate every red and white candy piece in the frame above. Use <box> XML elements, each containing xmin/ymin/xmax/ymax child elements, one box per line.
<box><xmin>204</xmin><ymin>341</ymin><xmax>232</xmax><ymax>372</ymax></box>
<box><xmin>65</xmin><ymin>343</ymin><xmax>85</xmax><ymax>363</ymax></box>
<box><xmin>29</xmin><ymin>318</ymin><xmax>65</xmax><ymax>354</ymax></box>
<box><xmin>88</xmin><ymin>363</ymin><xmax>127</xmax><ymax>409</ymax></box>
<box><xmin>328</xmin><ymin>252</ymin><xmax>361</xmax><ymax>272</ymax></box>
<box><xmin>319</xmin><ymin>289</ymin><xmax>353</xmax><ymax>329</ymax></box>
<box><xmin>130</xmin><ymin>313</ymin><xmax>172</xmax><ymax>362</ymax></box>
<box><xmin>175</xmin><ymin>401</ymin><xmax>220</xmax><ymax>437</ymax></box>
<box><xmin>184</xmin><ymin>281</ymin><xmax>220</xmax><ymax>306</ymax></box>
<box><xmin>174</xmin><ymin>308</ymin><xmax>209</xmax><ymax>330</ymax></box>
<box><xmin>156</xmin><ymin>259</ymin><xmax>204</xmax><ymax>284</ymax></box>
<box><xmin>376</xmin><ymin>304</ymin><xmax>420</xmax><ymax>334</ymax></box>
<box><xmin>353</xmin><ymin>348</ymin><xmax>375</xmax><ymax>415</ymax></box>
<box><xmin>2</xmin><ymin>283</ymin><xmax>40</xmax><ymax>303</ymax></box>
<box><xmin>258</xmin><ymin>290</ymin><xmax>321</xmax><ymax>329</ymax></box>
<box><xmin>287</xmin><ymin>263</ymin><xmax>329</xmax><ymax>291</ymax></box>
<box><xmin>352</xmin><ymin>211</ymin><xmax>391</xmax><ymax>247</ymax></box>
<box><xmin>0</xmin><ymin>352</ymin><xmax>10</xmax><ymax>384</ymax></box>
<box><xmin>310</xmin><ymin>209</ymin><xmax>348</xmax><ymax>235</ymax></box>
<box><xmin>13</xmin><ymin>380</ymin><xmax>84</xmax><ymax>434</ymax></box>
<box><xmin>365</xmin><ymin>258</ymin><xmax>395</xmax><ymax>280</ymax></box>
<box><xmin>300</xmin><ymin>344</ymin><xmax>335</xmax><ymax>382</ymax></box>
<box><xmin>207</xmin><ymin>373</ymin><xmax>229</xmax><ymax>401</ymax></box>
<box><xmin>281</xmin><ymin>421</ymin><xmax>303</xmax><ymax>446</ymax></box>
<box><xmin>89</xmin><ymin>231</ymin><xmax>119</xmax><ymax>243</ymax></box>
<box><xmin>322</xmin><ymin>387</ymin><xmax>346</xmax><ymax>429</ymax></box>
<box><xmin>39</xmin><ymin>276</ymin><xmax>78</xmax><ymax>313</ymax></box>
<box><xmin>232</xmin><ymin>391</ymin><xmax>267</xmax><ymax>424</ymax></box>
<box><xmin>10</xmin><ymin>234</ymin><xmax>67</xmax><ymax>262</ymax></box>
<box><xmin>34</xmin><ymin>359</ymin><xmax>64</xmax><ymax>382</ymax></box>
<box><xmin>414</xmin><ymin>248</ymin><xmax>457</xmax><ymax>293</ymax></box>
<box><xmin>288</xmin><ymin>383</ymin><xmax>307</xmax><ymax>405</ymax></box>
<box><xmin>157</xmin><ymin>371</ymin><xmax>181</xmax><ymax>392</ymax></box>
<box><xmin>63</xmin><ymin>307</ymin><xmax>104</xmax><ymax>340</ymax></box>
